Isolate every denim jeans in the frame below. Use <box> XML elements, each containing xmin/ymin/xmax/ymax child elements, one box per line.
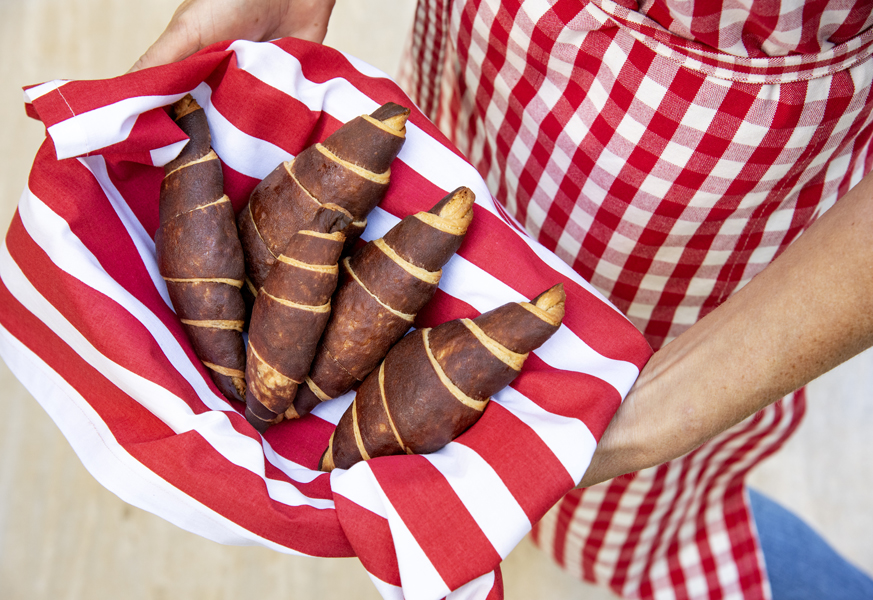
<box><xmin>748</xmin><ymin>488</ymin><xmax>873</xmax><ymax>599</ymax></box>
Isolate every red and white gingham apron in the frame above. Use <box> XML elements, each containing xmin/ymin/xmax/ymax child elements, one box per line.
<box><xmin>402</xmin><ymin>0</ymin><xmax>873</xmax><ymax>598</ymax></box>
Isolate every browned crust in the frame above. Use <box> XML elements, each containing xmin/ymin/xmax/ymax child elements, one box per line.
<box><xmin>291</xmin><ymin>147</ymin><xmax>389</xmax><ymax>220</ymax></box>
<box><xmin>300</xmin><ymin>344</ymin><xmax>359</xmax><ymax>400</ymax></box>
<box><xmin>382</xmin><ymin>187</ymin><xmax>474</xmax><ymax>271</ymax></box>
<box><xmin>243</xmin><ymin>208</ymin><xmax>349</xmax><ymax>429</ymax></box>
<box><xmin>304</xmin><ymin>188</ymin><xmax>473</xmax><ymax>405</ymax></box>
<box><xmin>324</xmin><ymin>403</ymin><xmax>363</xmax><ymax>471</ymax></box>
<box><xmin>347</xmin><ymin>242</ymin><xmax>439</xmax><ymax>315</ymax></box>
<box><xmin>156</xmin><ymin>94</ymin><xmax>247</xmax><ymax>403</ymax></box>
<box><xmin>320</xmin><ymin>285</ymin><xmax>566</xmax><ymax>470</ymax></box>
<box><xmin>473</xmin><ymin>284</ymin><xmax>564</xmax><ymax>354</ymax></box>
<box><xmin>249</xmin><ymin>162</ymin><xmax>323</xmax><ymax>256</ymax></box>
<box><xmin>156</xmin><ymin>198</ymin><xmax>244</xmax><ymax>280</ymax></box>
<box><xmin>321</xmin><ymin>111</ymin><xmax>408</xmax><ymax>175</ymax></box>
<box><xmin>316</xmin><ymin>264</ymin><xmax>415</xmax><ymax>381</ymax></box>
<box><xmin>159</xmin><ymin>158</ymin><xmax>224</xmax><ymax>223</ymax></box>
<box><xmin>427</xmin><ymin>319</ymin><xmax>519</xmax><ymax>401</ymax></box>
<box><xmin>237</xmin><ymin>203</ymin><xmax>278</xmax><ymax>291</ymax></box>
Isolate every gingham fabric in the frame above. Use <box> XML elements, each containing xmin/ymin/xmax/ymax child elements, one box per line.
<box><xmin>0</xmin><ymin>39</ymin><xmax>652</xmax><ymax>600</ymax></box>
<box><xmin>402</xmin><ymin>0</ymin><xmax>873</xmax><ymax>598</ymax></box>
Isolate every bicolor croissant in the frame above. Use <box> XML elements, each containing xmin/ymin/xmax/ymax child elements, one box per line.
<box><xmin>238</xmin><ymin>102</ymin><xmax>410</xmax><ymax>303</ymax></box>
<box><xmin>244</xmin><ymin>205</ymin><xmax>352</xmax><ymax>432</ymax></box>
<box><xmin>155</xmin><ymin>95</ymin><xmax>247</xmax><ymax>403</ymax></box>
<box><xmin>320</xmin><ymin>284</ymin><xmax>566</xmax><ymax>472</ymax></box>
<box><xmin>292</xmin><ymin>187</ymin><xmax>476</xmax><ymax>418</ymax></box>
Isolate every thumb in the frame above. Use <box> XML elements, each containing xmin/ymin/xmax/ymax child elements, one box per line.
<box><xmin>129</xmin><ymin>21</ymin><xmax>199</xmax><ymax>73</ymax></box>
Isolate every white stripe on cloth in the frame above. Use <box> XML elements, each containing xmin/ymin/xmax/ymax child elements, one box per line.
<box><xmin>12</xmin><ymin>188</ymin><xmax>332</xmax><ymax>502</ymax></box>
<box><xmin>0</xmin><ymin>315</ymin><xmax>309</xmax><ymax>555</ymax></box>
<box><xmin>149</xmin><ymin>139</ymin><xmax>190</xmax><ymax>168</ymax></box>
<box><xmin>23</xmin><ymin>79</ymin><xmax>70</xmax><ymax>101</ymax></box>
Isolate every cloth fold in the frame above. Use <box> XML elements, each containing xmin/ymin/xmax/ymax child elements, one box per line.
<box><xmin>3</xmin><ymin>38</ymin><xmax>651</xmax><ymax>600</ymax></box>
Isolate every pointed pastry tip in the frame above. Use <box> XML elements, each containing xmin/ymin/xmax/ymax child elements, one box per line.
<box><xmin>531</xmin><ymin>283</ymin><xmax>566</xmax><ymax>325</ymax></box>
<box><xmin>435</xmin><ymin>186</ymin><xmax>476</xmax><ymax>228</ymax></box>
<box><xmin>439</xmin><ymin>186</ymin><xmax>476</xmax><ymax>215</ymax></box>
<box><xmin>172</xmin><ymin>94</ymin><xmax>201</xmax><ymax>120</ymax></box>
<box><xmin>370</xmin><ymin>102</ymin><xmax>410</xmax><ymax>133</ymax></box>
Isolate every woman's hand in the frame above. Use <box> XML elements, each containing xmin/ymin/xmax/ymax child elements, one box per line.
<box><xmin>129</xmin><ymin>0</ymin><xmax>336</xmax><ymax>72</ymax></box>
<box><xmin>578</xmin><ymin>169</ymin><xmax>873</xmax><ymax>488</ymax></box>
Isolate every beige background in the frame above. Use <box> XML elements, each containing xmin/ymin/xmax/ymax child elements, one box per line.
<box><xmin>0</xmin><ymin>1</ymin><xmax>871</xmax><ymax>598</ymax></box>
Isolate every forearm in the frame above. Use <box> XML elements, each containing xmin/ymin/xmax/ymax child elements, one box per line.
<box><xmin>579</xmin><ymin>171</ymin><xmax>873</xmax><ymax>488</ymax></box>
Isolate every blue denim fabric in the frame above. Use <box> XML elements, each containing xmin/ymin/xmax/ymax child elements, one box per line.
<box><xmin>748</xmin><ymin>488</ymin><xmax>873</xmax><ymax>600</ymax></box>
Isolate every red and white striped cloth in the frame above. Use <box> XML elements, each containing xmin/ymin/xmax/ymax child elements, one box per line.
<box><xmin>0</xmin><ymin>39</ymin><xmax>651</xmax><ymax>600</ymax></box>
<box><xmin>403</xmin><ymin>0</ymin><xmax>873</xmax><ymax>598</ymax></box>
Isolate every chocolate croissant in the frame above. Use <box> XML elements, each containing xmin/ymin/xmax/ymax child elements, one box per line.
<box><xmin>238</xmin><ymin>102</ymin><xmax>410</xmax><ymax>299</ymax></box>
<box><xmin>291</xmin><ymin>187</ymin><xmax>476</xmax><ymax>419</ymax></box>
<box><xmin>155</xmin><ymin>95</ymin><xmax>247</xmax><ymax>403</ymax></box>
<box><xmin>244</xmin><ymin>205</ymin><xmax>352</xmax><ymax>432</ymax></box>
<box><xmin>320</xmin><ymin>284</ymin><xmax>566</xmax><ymax>472</ymax></box>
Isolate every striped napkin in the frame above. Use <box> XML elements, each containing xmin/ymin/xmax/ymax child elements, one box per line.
<box><xmin>1</xmin><ymin>38</ymin><xmax>651</xmax><ymax>600</ymax></box>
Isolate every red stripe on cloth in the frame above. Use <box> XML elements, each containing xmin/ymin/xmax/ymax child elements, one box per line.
<box><xmin>415</xmin><ymin>288</ymin><xmax>478</xmax><ymax>328</ymax></box>
<box><xmin>24</xmin><ymin>100</ymin><xmax>40</xmax><ymax>121</ymax></box>
<box><xmin>102</xmin><ymin>156</ymin><xmax>166</xmax><ymax>240</ymax></box>
<box><xmin>333</xmin><ymin>494</ymin><xmax>402</xmax><ymax>587</ymax></box>
<box><xmin>25</xmin><ymin>87</ymin><xmax>75</xmax><ymax>128</ymax></box>
<box><xmin>455</xmin><ymin>402</ymin><xmax>574</xmax><ymax>523</ymax></box>
<box><xmin>370</xmin><ymin>454</ymin><xmax>503</xmax><ymax>591</ymax></box>
<box><xmin>263</xmin><ymin>414</ymin><xmax>337</xmax><ymax>474</ymax></box>
<box><xmin>221</xmin><ymin>163</ymin><xmax>262</xmax><ymax>208</ymax></box>
<box><xmin>377</xmin><ymin>161</ymin><xmax>452</xmax><ymax>218</ymax></box>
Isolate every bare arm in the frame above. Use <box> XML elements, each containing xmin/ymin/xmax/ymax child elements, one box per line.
<box><xmin>130</xmin><ymin>0</ymin><xmax>336</xmax><ymax>72</ymax></box>
<box><xmin>579</xmin><ymin>169</ymin><xmax>873</xmax><ymax>488</ymax></box>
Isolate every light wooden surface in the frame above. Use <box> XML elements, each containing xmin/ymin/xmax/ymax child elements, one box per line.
<box><xmin>0</xmin><ymin>1</ymin><xmax>870</xmax><ymax>599</ymax></box>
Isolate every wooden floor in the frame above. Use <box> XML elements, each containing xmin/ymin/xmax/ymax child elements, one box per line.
<box><xmin>1</xmin><ymin>1</ymin><xmax>871</xmax><ymax>598</ymax></box>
